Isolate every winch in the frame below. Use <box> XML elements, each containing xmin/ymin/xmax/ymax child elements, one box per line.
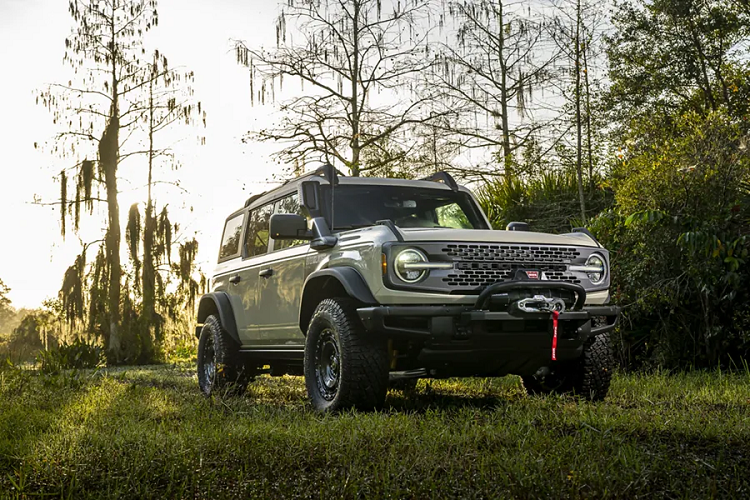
<box><xmin>515</xmin><ymin>294</ymin><xmax>566</xmax><ymax>314</ymax></box>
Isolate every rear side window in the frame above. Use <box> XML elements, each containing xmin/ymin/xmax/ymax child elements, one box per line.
<box><xmin>245</xmin><ymin>203</ymin><xmax>274</xmax><ymax>257</ymax></box>
<box><xmin>218</xmin><ymin>213</ymin><xmax>244</xmax><ymax>261</ymax></box>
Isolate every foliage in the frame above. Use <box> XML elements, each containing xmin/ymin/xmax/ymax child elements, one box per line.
<box><xmin>606</xmin><ymin>0</ymin><xmax>750</xmax><ymax>128</ymax></box>
<box><xmin>0</xmin><ymin>366</ymin><xmax>748</xmax><ymax>497</ymax></box>
<box><xmin>591</xmin><ymin>110</ymin><xmax>750</xmax><ymax>368</ymax></box>
<box><xmin>1</xmin><ymin>310</ymin><xmax>60</xmax><ymax>364</ymax></box>
<box><xmin>476</xmin><ymin>169</ymin><xmax>613</xmax><ymax>233</ymax></box>
<box><xmin>36</xmin><ymin>338</ymin><xmax>103</xmax><ymax>375</ymax></box>
<box><xmin>0</xmin><ymin>278</ymin><xmax>11</xmax><ymax>326</ymax></box>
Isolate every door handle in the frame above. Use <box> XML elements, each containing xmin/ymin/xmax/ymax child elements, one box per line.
<box><xmin>229</xmin><ymin>274</ymin><xmax>241</xmax><ymax>285</ymax></box>
<box><xmin>259</xmin><ymin>268</ymin><xmax>274</xmax><ymax>279</ymax></box>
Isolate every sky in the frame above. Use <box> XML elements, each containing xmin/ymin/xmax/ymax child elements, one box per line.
<box><xmin>0</xmin><ymin>0</ymin><xmax>290</xmax><ymax>308</ymax></box>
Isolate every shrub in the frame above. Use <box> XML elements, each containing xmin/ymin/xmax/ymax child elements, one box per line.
<box><xmin>36</xmin><ymin>338</ymin><xmax>103</xmax><ymax>374</ymax></box>
<box><xmin>475</xmin><ymin>170</ymin><xmax>613</xmax><ymax>232</ymax></box>
<box><xmin>592</xmin><ymin>110</ymin><xmax>750</xmax><ymax>369</ymax></box>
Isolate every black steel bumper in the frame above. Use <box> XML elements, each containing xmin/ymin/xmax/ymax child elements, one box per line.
<box><xmin>356</xmin><ymin>304</ymin><xmax>619</xmax><ymax>376</ymax></box>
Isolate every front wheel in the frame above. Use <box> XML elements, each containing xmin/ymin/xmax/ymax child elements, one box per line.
<box><xmin>304</xmin><ymin>298</ymin><xmax>389</xmax><ymax>413</ymax></box>
<box><xmin>522</xmin><ymin>333</ymin><xmax>614</xmax><ymax>401</ymax></box>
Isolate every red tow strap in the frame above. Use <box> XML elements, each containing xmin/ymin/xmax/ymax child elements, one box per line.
<box><xmin>551</xmin><ymin>310</ymin><xmax>559</xmax><ymax>361</ymax></box>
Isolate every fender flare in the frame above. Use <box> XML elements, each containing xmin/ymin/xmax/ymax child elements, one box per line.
<box><xmin>299</xmin><ymin>267</ymin><xmax>378</xmax><ymax>331</ymax></box>
<box><xmin>195</xmin><ymin>292</ymin><xmax>240</xmax><ymax>344</ymax></box>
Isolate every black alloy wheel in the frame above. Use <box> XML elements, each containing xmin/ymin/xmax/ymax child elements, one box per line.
<box><xmin>197</xmin><ymin>314</ymin><xmax>252</xmax><ymax>397</ymax></box>
<box><xmin>304</xmin><ymin>298</ymin><xmax>389</xmax><ymax>413</ymax></box>
<box><xmin>315</xmin><ymin>328</ymin><xmax>341</xmax><ymax>401</ymax></box>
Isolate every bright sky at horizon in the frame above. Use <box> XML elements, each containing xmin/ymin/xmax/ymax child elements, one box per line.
<box><xmin>0</xmin><ymin>0</ymin><xmax>291</xmax><ymax>309</ymax></box>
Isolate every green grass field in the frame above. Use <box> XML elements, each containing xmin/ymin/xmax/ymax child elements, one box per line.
<box><xmin>1</xmin><ymin>362</ymin><xmax>748</xmax><ymax>499</ymax></box>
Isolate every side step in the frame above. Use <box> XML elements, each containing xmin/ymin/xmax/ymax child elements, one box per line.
<box><xmin>238</xmin><ymin>348</ymin><xmax>304</xmax><ymax>361</ymax></box>
<box><xmin>389</xmin><ymin>368</ymin><xmax>428</xmax><ymax>382</ymax></box>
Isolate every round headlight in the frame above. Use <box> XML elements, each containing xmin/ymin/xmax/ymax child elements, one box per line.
<box><xmin>394</xmin><ymin>249</ymin><xmax>428</xmax><ymax>283</ymax></box>
<box><xmin>586</xmin><ymin>253</ymin><xmax>606</xmax><ymax>285</ymax></box>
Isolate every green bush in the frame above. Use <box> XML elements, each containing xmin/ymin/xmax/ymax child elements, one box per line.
<box><xmin>36</xmin><ymin>338</ymin><xmax>103</xmax><ymax>374</ymax></box>
<box><xmin>476</xmin><ymin>170</ymin><xmax>613</xmax><ymax>232</ymax></box>
<box><xmin>591</xmin><ymin>110</ymin><xmax>750</xmax><ymax>369</ymax></box>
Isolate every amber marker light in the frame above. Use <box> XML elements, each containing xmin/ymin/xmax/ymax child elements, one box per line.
<box><xmin>382</xmin><ymin>253</ymin><xmax>388</xmax><ymax>276</ymax></box>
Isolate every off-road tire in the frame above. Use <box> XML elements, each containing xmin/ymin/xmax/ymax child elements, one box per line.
<box><xmin>304</xmin><ymin>298</ymin><xmax>389</xmax><ymax>413</ymax></box>
<box><xmin>575</xmin><ymin>333</ymin><xmax>614</xmax><ymax>401</ymax></box>
<box><xmin>197</xmin><ymin>315</ymin><xmax>253</xmax><ymax>397</ymax></box>
<box><xmin>522</xmin><ymin>333</ymin><xmax>614</xmax><ymax>401</ymax></box>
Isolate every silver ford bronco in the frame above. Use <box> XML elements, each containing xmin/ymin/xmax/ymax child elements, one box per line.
<box><xmin>196</xmin><ymin>166</ymin><xmax>619</xmax><ymax>412</ymax></box>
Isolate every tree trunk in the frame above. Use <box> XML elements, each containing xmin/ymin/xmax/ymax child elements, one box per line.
<box><xmin>102</xmin><ymin>116</ymin><xmax>121</xmax><ymax>360</ymax></box>
<box><xmin>574</xmin><ymin>0</ymin><xmax>587</xmax><ymax>224</ymax></box>
<box><xmin>103</xmin><ymin>5</ymin><xmax>121</xmax><ymax>361</ymax></box>
<box><xmin>141</xmin><ymin>78</ymin><xmax>157</xmax><ymax>360</ymax></box>
<box><xmin>582</xmin><ymin>32</ymin><xmax>594</xmax><ymax>192</ymax></box>
<box><xmin>349</xmin><ymin>0</ymin><xmax>361</xmax><ymax>177</ymax></box>
<box><xmin>498</xmin><ymin>0</ymin><xmax>513</xmax><ymax>182</ymax></box>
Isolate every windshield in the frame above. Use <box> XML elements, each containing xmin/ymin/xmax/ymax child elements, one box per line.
<box><xmin>320</xmin><ymin>184</ymin><xmax>488</xmax><ymax>231</ymax></box>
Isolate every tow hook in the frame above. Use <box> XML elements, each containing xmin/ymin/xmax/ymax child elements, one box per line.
<box><xmin>516</xmin><ymin>295</ymin><xmax>566</xmax><ymax>313</ymax></box>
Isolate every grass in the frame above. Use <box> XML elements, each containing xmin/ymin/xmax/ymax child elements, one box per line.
<box><xmin>0</xmin><ymin>362</ymin><xmax>748</xmax><ymax>499</ymax></box>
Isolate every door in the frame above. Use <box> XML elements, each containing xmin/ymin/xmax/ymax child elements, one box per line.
<box><xmin>256</xmin><ymin>193</ymin><xmax>308</xmax><ymax>347</ymax></box>
<box><xmin>214</xmin><ymin>211</ymin><xmax>256</xmax><ymax>345</ymax></box>
<box><xmin>235</xmin><ymin>202</ymin><xmax>274</xmax><ymax>346</ymax></box>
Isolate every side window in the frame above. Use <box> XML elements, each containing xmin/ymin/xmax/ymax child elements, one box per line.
<box><xmin>244</xmin><ymin>203</ymin><xmax>274</xmax><ymax>257</ymax></box>
<box><xmin>218</xmin><ymin>213</ymin><xmax>245</xmax><ymax>261</ymax></box>
<box><xmin>273</xmin><ymin>193</ymin><xmax>306</xmax><ymax>251</ymax></box>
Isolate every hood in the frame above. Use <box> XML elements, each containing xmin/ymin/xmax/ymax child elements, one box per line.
<box><xmin>398</xmin><ymin>228</ymin><xmax>600</xmax><ymax>247</ymax></box>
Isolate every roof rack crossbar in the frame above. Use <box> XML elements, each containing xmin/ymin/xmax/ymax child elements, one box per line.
<box><xmin>420</xmin><ymin>171</ymin><xmax>459</xmax><ymax>192</ymax></box>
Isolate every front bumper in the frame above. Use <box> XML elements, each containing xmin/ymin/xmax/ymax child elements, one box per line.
<box><xmin>356</xmin><ymin>303</ymin><xmax>619</xmax><ymax>377</ymax></box>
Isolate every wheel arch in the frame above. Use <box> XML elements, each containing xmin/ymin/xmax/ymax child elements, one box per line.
<box><xmin>195</xmin><ymin>292</ymin><xmax>241</xmax><ymax>344</ymax></box>
<box><xmin>299</xmin><ymin>267</ymin><xmax>378</xmax><ymax>333</ymax></box>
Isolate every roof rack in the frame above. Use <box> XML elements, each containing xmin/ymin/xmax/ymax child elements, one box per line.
<box><xmin>420</xmin><ymin>171</ymin><xmax>459</xmax><ymax>192</ymax></box>
<box><xmin>243</xmin><ymin>164</ymin><xmax>344</xmax><ymax>208</ymax></box>
<box><xmin>244</xmin><ymin>191</ymin><xmax>267</xmax><ymax>207</ymax></box>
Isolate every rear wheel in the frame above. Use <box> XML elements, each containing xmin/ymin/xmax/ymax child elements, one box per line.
<box><xmin>522</xmin><ymin>333</ymin><xmax>614</xmax><ymax>401</ymax></box>
<box><xmin>304</xmin><ymin>298</ymin><xmax>389</xmax><ymax>412</ymax></box>
<box><xmin>197</xmin><ymin>315</ymin><xmax>253</xmax><ymax>397</ymax></box>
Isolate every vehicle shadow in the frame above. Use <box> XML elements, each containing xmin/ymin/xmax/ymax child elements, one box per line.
<box><xmin>383</xmin><ymin>380</ymin><xmax>524</xmax><ymax>413</ymax></box>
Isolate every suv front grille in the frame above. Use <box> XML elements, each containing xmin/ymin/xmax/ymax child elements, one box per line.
<box><xmin>442</xmin><ymin>244</ymin><xmax>580</xmax><ymax>262</ymax></box>
<box><xmin>440</xmin><ymin>244</ymin><xmax>582</xmax><ymax>289</ymax></box>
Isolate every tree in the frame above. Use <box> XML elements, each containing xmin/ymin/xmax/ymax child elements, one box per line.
<box><xmin>127</xmin><ymin>51</ymin><xmax>205</xmax><ymax>360</ymax></box>
<box><xmin>235</xmin><ymin>0</ymin><xmax>439</xmax><ymax>176</ymax></box>
<box><xmin>0</xmin><ymin>279</ymin><xmax>12</xmax><ymax>328</ymax></box>
<box><xmin>37</xmin><ymin>0</ymin><xmax>164</xmax><ymax>361</ymax></box>
<box><xmin>430</xmin><ymin>0</ymin><xmax>561</xmax><ymax>181</ymax></box>
<box><xmin>548</xmin><ymin>0</ymin><xmax>607</xmax><ymax>221</ymax></box>
<box><xmin>38</xmin><ymin>1</ymin><xmax>204</xmax><ymax>363</ymax></box>
<box><xmin>606</xmin><ymin>0</ymin><xmax>750</xmax><ymax>127</ymax></box>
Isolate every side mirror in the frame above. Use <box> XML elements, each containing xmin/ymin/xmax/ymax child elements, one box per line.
<box><xmin>270</xmin><ymin>214</ymin><xmax>311</xmax><ymax>240</ymax></box>
<box><xmin>506</xmin><ymin>221</ymin><xmax>530</xmax><ymax>231</ymax></box>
